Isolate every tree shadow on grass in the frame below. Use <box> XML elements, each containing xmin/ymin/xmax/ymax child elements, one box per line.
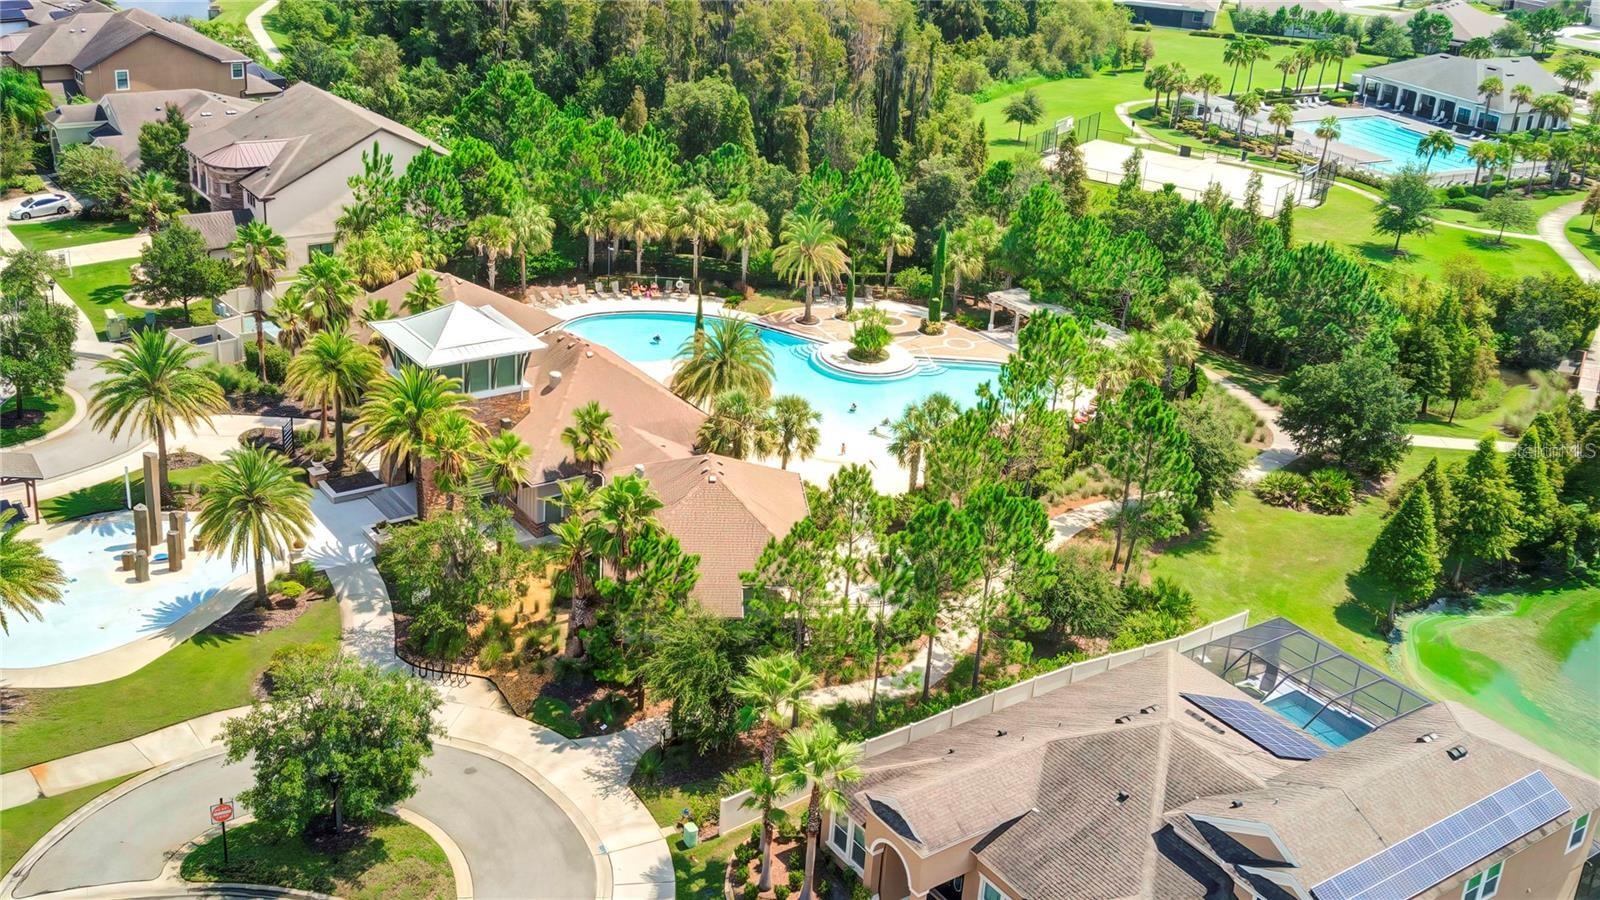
<box><xmin>1340</xmin><ymin>568</ymin><xmax>1395</xmax><ymax>648</ymax></box>
<box><xmin>1463</xmin><ymin>234</ymin><xmax>1522</xmax><ymax>254</ymax></box>
<box><xmin>1152</xmin><ymin>522</ymin><xmax>1221</xmax><ymax>559</ymax></box>
<box><xmin>180</xmin><ymin>819</ymin><xmax>393</xmax><ymax>896</ymax></box>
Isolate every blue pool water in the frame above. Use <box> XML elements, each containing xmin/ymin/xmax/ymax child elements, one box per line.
<box><xmin>1335</xmin><ymin>116</ymin><xmax>1477</xmax><ymax>174</ymax></box>
<box><xmin>0</xmin><ymin>512</ymin><xmax>251</xmax><ymax>670</ymax></box>
<box><xmin>559</xmin><ymin>311</ymin><xmax>1001</xmax><ymax>462</ymax></box>
<box><xmin>1266</xmin><ymin>690</ymin><xmax>1373</xmax><ymax>747</ymax></box>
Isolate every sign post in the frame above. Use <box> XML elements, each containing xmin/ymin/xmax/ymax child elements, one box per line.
<box><xmin>210</xmin><ymin>798</ymin><xmax>235</xmax><ymax>865</ymax></box>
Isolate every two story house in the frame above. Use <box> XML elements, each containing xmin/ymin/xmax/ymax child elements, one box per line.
<box><xmin>2</xmin><ymin>6</ymin><xmax>280</xmax><ymax>101</ymax></box>
<box><xmin>45</xmin><ymin>88</ymin><xmax>255</xmax><ymax>169</ymax></box>
<box><xmin>180</xmin><ymin>82</ymin><xmax>444</xmax><ymax>270</ymax></box>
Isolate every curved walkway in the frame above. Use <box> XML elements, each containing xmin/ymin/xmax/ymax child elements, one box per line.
<box><xmin>5</xmin><ymin>744</ymin><xmax>593</xmax><ymax>900</ymax></box>
<box><xmin>244</xmin><ymin>0</ymin><xmax>282</xmax><ymax>64</ymax></box>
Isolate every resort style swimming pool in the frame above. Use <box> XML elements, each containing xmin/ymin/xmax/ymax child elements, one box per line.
<box><xmin>0</xmin><ymin>511</ymin><xmax>251</xmax><ymax>670</ymax></box>
<box><xmin>1335</xmin><ymin>116</ymin><xmax>1477</xmax><ymax>174</ymax></box>
<box><xmin>560</xmin><ymin>311</ymin><xmax>1002</xmax><ymax>469</ymax></box>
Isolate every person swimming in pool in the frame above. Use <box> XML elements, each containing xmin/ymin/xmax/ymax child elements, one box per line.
<box><xmin>849</xmin><ymin>402</ymin><xmax>857</xmax><ymax>413</ymax></box>
<box><xmin>650</xmin><ymin>334</ymin><xmax>661</xmax><ymax>344</ymax></box>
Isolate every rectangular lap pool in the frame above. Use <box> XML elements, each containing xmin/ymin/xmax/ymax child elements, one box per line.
<box><xmin>1265</xmin><ymin>688</ymin><xmax>1374</xmax><ymax>747</ymax></box>
<box><xmin>1334</xmin><ymin>116</ymin><xmax>1476</xmax><ymax>174</ymax></box>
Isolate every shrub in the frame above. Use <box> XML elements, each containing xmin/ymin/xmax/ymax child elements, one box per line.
<box><xmin>789</xmin><ymin>869</ymin><xmax>804</xmax><ymax>891</ymax></box>
<box><xmin>1304</xmin><ymin>468</ymin><xmax>1356</xmax><ymax>515</ymax></box>
<box><xmin>686</xmin><ymin>792</ymin><xmax>719</xmax><ymax>827</ymax></box>
<box><xmin>476</xmin><ymin>639</ymin><xmax>509</xmax><ymax>670</ymax></box>
<box><xmin>849</xmin><ymin>308</ymin><xmax>893</xmax><ymax>363</ymax></box>
<box><xmin>529</xmin><ymin>696</ymin><xmax>582</xmax><ymax>738</ymax></box>
<box><xmin>264</xmin><ymin>643</ymin><xmax>335</xmax><ymax>695</ymax></box>
<box><xmin>634</xmin><ymin>747</ymin><xmax>663</xmax><ymax>785</ymax></box>
<box><xmin>275</xmin><ymin>579</ymin><xmax>305</xmax><ymax>599</ymax></box>
<box><xmin>11</xmin><ymin>175</ymin><xmax>45</xmax><ymax>194</ymax></box>
<box><xmin>1445</xmin><ymin>195</ymin><xmax>1486</xmax><ymax>213</ymax></box>
<box><xmin>1255</xmin><ymin>471</ymin><xmax>1307</xmax><ymax>508</ymax></box>
<box><xmin>742</xmin><ymin>883</ymin><xmax>758</xmax><ymax>900</ymax></box>
<box><xmin>729</xmin><ymin>866</ymin><xmax>748</xmax><ymax>886</ymax></box>
<box><xmin>409</xmin><ymin>602</ymin><xmax>469</xmax><ymax>661</ymax></box>
<box><xmin>242</xmin><ymin>339</ymin><xmax>291</xmax><ymax>384</ymax></box>
<box><xmin>1445</xmin><ymin>185</ymin><xmax>1468</xmax><ymax>199</ymax></box>
<box><xmin>585</xmin><ymin>691</ymin><xmax>634</xmax><ymax>728</ymax></box>
<box><xmin>894</xmin><ymin>266</ymin><xmax>934</xmax><ymax>301</ymax></box>
<box><xmin>774</xmin><ymin>886</ymin><xmax>791</xmax><ymax>900</ymax></box>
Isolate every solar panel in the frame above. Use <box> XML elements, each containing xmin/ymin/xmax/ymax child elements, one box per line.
<box><xmin>1311</xmin><ymin>770</ymin><xmax>1571</xmax><ymax>900</ymax></box>
<box><xmin>1180</xmin><ymin>693</ymin><xmax>1327</xmax><ymax>761</ymax></box>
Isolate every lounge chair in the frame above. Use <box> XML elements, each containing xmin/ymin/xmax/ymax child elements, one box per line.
<box><xmin>611</xmin><ymin>280</ymin><xmax>621</xmax><ymax>296</ymax></box>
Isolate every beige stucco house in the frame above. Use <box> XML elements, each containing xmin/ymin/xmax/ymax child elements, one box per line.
<box><xmin>45</xmin><ymin>88</ymin><xmax>256</xmax><ymax>169</ymax></box>
<box><xmin>181</xmin><ymin>82</ymin><xmax>444</xmax><ymax>271</ymax></box>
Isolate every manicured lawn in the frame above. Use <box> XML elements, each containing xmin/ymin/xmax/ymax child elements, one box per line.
<box><xmin>1298</xmin><ymin>186</ymin><xmax>1571</xmax><ymax>281</ymax></box>
<box><xmin>208</xmin><ymin>0</ymin><xmax>261</xmax><ymax>25</ymax></box>
<box><xmin>1565</xmin><ymin>212</ymin><xmax>1600</xmax><ymax>272</ymax></box>
<box><xmin>54</xmin><ymin>257</ymin><xmax>185</xmax><ymax>340</ymax></box>
<box><xmin>0</xmin><ymin>392</ymin><xmax>75</xmax><ymax>448</ymax></box>
<box><xmin>671</xmin><ymin>821</ymin><xmax>753</xmax><ymax>900</ymax></box>
<box><xmin>180</xmin><ymin>813</ymin><xmax>454</xmax><ymax>900</ymax></box>
<box><xmin>8</xmin><ymin>217</ymin><xmax>139</xmax><ymax>252</ymax></box>
<box><xmin>0</xmin><ymin>599</ymin><xmax>340</xmax><ymax>772</ymax></box>
<box><xmin>1407</xmin><ymin>372</ymin><xmax>1533</xmax><ymax>441</ymax></box>
<box><xmin>1149</xmin><ymin>448</ymin><xmax>1472</xmax><ymax>670</ymax></box>
<box><xmin>41</xmin><ymin>462</ymin><xmax>222</xmax><ymax>523</ymax></box>
<box><xmin>1199</xmin><ymin>349</ymin><xmax>1281</xmax><ymax>403</ymax></box>
<box><xmin>972</xmin><ymin>28</ymin><xmax>1387</xmax><ymax>156</ymax></box>
<box><xmin>1401</xmin><ymin>580</ymin><xmax>1600</xmax><ymax>775</ymax></box>
<box><xmin>1432</xmin><ymin>187</ymin><xmax>1577</xmax><ymax>231</ymax></box>
<box><xmin>0</xmin><ymin>775</ymin><xmax>133</xmax><ymax>875</ymax></box>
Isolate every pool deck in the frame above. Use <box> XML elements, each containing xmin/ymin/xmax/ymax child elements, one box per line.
<box><xmin>1285</xmin><ymin>104</ymin><xmax>1481</xmax><ymax>176</ymax></box>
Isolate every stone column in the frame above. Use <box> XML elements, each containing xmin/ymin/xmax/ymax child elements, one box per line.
<box><xmin>133</xmin><ymin>503</ymin><xmax>149</xmax><ymax>553</ymax></box>
<box><xmin>134</xmin><ymin>550</ymin><xmax>150</xmax><ymax>583</ymax></box>
<box><xmin>168</xmin><ymin>511</ymin><xmax>187</xmax><ymax>564</ymax></box>
<box><xmin>166</xmin><ymin>532</ymin><xmax>183</xmax><ymax>572</ymax></box>
<box><xmin>120</xmin><ymin>550</ymin><xmax>136</xmax><ymax>572</ymax></box>
<box><xmin>142</xmin><ymin>451</ymin><xmax>163</xmax><ymax>545</ymax></box>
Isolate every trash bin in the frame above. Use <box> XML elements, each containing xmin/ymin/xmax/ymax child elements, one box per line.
<box><xmin>682</xmin><ymin>821</ymin><xmax>699</xmax><ymax>848</ymax></box>
<box><xmin>1178</xmin><ymin>145</ymin><xmax>1191</xmax><ymax>158</ymax></box>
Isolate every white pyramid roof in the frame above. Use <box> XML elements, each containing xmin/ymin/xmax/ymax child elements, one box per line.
<box><xmin>369</xmin><ymin>301</ymin><xmax>544</xmax><ymax>368</ymax></box>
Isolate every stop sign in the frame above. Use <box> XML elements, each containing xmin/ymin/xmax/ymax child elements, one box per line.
<box><xmin>210</xmin><ymin>801</ymin><xmax>234</xmax><ymax>824</ymax></box>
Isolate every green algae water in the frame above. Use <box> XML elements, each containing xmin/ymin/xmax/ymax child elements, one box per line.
<box><xmin>1400</xmin><ymin>582</ymin><xmax>1600</xmax><ymax>776</ymax></box>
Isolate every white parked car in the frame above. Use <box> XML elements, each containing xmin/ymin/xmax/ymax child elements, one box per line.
<box><xmin>8</xmin><ymin>194</ymin><xmax>73</xmax><ymax>220</ymax></box>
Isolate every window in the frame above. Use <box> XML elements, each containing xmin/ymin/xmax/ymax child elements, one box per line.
<box><xmin>231</xmin><ymin>61</ymin><xmax>245</xmax><ymax>80</ymax></box>
<box><xmin>308</xmin><ymin>242</ymin><xmax>335</xmax><ymax>258</ymax></box>
<box><xmin>1568</xmin><ymin>813</ymin><xmax>1591</xmax><ymax>854</ymax></box>
<box><xmin>113</xmin><ymin>69</ymin><xmax>129</xmax><ymax>91</ymax></box>
<box><xmin>849</xmin><ymin>823</ymin><xmax>866</xmax><ymax>868</ymax></box>
<box><xmin>494</xmin><ymin>354</ymin><xmax>520</xmax><ymax>390</ymax></box>
<box><xmin>220</xmin><ymin>180</ymin><xmax>231</xmax><ymax>198</ymax></box>
<box><xmin>1462</xmin><ymin>861</ymin><xmax>1503</xmax><ymax>900</ymax></box>
<box><xmin>979</xmin><ymin>875</ymin><xmax>1011</xmax><ymax>900</ymax></box>
<box><xmin>436</xmin><ymin>364</ymin><xmax>464</xmax><ymax>386</ymax></box>
<box><xmin>830</xmin><ymin>816</ymin><xmax>849</xmax><ymax>854</ymax></box>
<box><xmin>466</xmin><ymin>358</ymin><xmax>491</xmax><ymax>394</ymax></box>
<box><xmin>828</xmin><ymin>814</ymin><xmax>868</xmax><ymax>872</ymax></box>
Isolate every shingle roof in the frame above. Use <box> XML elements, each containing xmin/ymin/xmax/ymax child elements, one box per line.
<box><xmin>619</xmin><ymin>454</ymin><xmax>808</xmax><ymax>616</ymax></box>
<box><xmin>183</xmin><ymin>82</ymin><xmax>444</xmax><ymax>199</ymax></box>
<box><xmin>851</xmin><ymin>653</ymin><xmax>1294</xmax><ymax>899</ymax></box>
<box><xmin>178</xmin><ymin>208</ymin><xmax>252</xmax><ymax>251</ymax></box>
<box><xmin>1401</xmin><ymin>0</ymin><xmax>1505</xmax><ymax>42</ymax></box>
<box><xmin>1170</xmin><ymin>701</ymin><xmax>1600</xmax><ymax>890</ymax></box>
<box><xmin>9</xmin><ymin>6</ymin><xmax>248</xmax><ymax>69</ymax></box>
<box><xmin>48</xmin><ymin>89</ymin><xmax>256</xmax><ymax>168</ymax></box>
<box><xmin>1359</xmin><ymin>55</ymin><xmax>1562</xmax><ymax>113</ymax></box>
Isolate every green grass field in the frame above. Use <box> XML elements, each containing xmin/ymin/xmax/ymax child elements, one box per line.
<box><xmin>9</xmin><ymin>218</ymin><xmax>139</xmax><ymax>252</ymax></box>
<box><xmin>0</xmin><ymin>393</ymin><xmax>75</xmax><ymax>448</ymax></box>
<box><xmin>0</xmin><ymin>599</ymin><xmax>339</xmax><ymax>772</ymax></box>
<box><xmin>1407</xmin><ymin>373</ymin><xmax>1533</xmax><ymax>440</ymax></box>
<box><xmin>1431</xmin><ymin>187</ymin><xmax>1577</xmax><ymax>232</ymax></box>
<box><xmin>41</xmin><ymin>462</ymin><xmax>223</xmax><ymax>522</ymax></box>
<box><xmin>972</xmin><ymin>28</ymin><xmax>1387</xmax><ymax>157</ymax></box>
<box><xmin>1565</xmin><ymin>212</ymin><xmax>1600</xmax><ymax>272</ymax></box>
<box><xmin>1150</xmin><ymin>448</ymin><xmax>1471</xmax><ymax>670</ymax></box>
<box><xmin>1297</xmin><ymin>186</ymin><xmax>1570</xmax><ymax>282</ymax></box>
<box><xmin>1400</xmin><ymin>581</ymin><xmax>1600</xmax><ymax>775</ymax></box>
<box><xmin>181</xmin><ymin>813</ymin><xmax>454</xmax><ymax>900</ymax></box>
<box><xmin>55</xmin><ymin>257</ymin><xmax>187</xmax><ymax>339</ymax></box>
<box><xmin>0</xmin><ymin>775</ymin><xmax>133</xmax><ymax>875</ymax></box>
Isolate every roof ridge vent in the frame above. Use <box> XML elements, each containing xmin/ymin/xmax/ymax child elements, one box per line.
<box><xmin>707</xmin><ymin>474</ymin><xmax>717</xmax><ymax>483</ymax></box>
<box><xmin>1230</xmin><ymin>799</ymin><xmax>1245</xmax><ymax>809</ymax></box>
<box><xmin>1417</xmin><ymin>732</ymin><xmax>1441</xmax><ymax>743</ymax></box>
<box><xmin>1114</xmin><ymin>715</ymin><xmax>1132</xmax><ymax>724</ymax></box>
<box><xmin>1447</xmin><ymin>745</ymin><xmax>1469</xmax><ymax>761</ymax></box>
<box><xmin>1116</xmin><ymin>791</ymin><xmax>1130</xmax><ymax>803</ymax></box>
<box><xmin>1140</xmin><ymin>704</ymin><xmax>1158</xmax><ymax>714</ymax></box>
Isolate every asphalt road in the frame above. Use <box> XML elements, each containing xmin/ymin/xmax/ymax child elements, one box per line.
<box><xmin>14</xmin><ymin>745</ymin><xmax>596</xmax><ymax>899</ymax></box>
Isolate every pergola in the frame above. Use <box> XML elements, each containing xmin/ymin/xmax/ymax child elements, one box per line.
<box><xmin>984</xmin><ymin>287</ymin><xmax>1129</xmax><ymax>345</ymax></box>
<box><xmin>0</xmin><ymin>450</ymin><xmax>44</xmax><ymax>523</ymax></box>
<box><xmin>1184</xmin><ymin>617</ymin><xmax>1431</xmax><ymax>735</ymax></box>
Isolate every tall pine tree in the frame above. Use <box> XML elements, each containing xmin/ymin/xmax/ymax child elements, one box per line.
<box><xmin>1450</xmin><ymin>438</ymin><xmax>1522</xmax><ymax>582</ymax></box>
<box><xmin>1508</xmin><ymin>423</ymin><xmax>1558</xmax><ymax>547</ymax></box>
<box><xmin>1365</xmin><ymin>483</ymin><xmax>1440</xmax><ymax>631</ymax></box>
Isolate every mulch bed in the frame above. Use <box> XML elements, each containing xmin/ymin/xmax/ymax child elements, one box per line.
<box><xmin>204</xmin><ymin>591</ymin><xmax>324</xmax><ymax>638</ymax></box>
<box><xmin>226</xmin><ymin>396</ymin><xmax>322</xmax><ymax>419</ymax></box>
<box><xmin>326</xmin><ymin>470</ymin><xmax>382</xmax><ymax>492</ymax></box>
<box><xmin>0</xmin><ymin>408</ymin><xmax>46</xmax><ymax>431</ymax></box>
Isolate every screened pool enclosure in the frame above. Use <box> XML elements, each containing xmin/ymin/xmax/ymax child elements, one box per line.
<box><xmin>1184</xmin><ymin>618</ymin><xmax>1431</xmax><ymax>747</ymax></box>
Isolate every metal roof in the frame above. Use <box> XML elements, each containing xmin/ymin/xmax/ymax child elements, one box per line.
<box><xmin>370</xmin><ymin>301</ymin><xmax>544</xmax><ymax>369</ymax></box>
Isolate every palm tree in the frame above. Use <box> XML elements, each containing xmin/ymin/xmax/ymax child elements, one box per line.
<box><xmin>194</xmin><ymin>446</ymin><xmax>312</xmax><ymax>609</ymax></box>
<box><xmin>354</xmin><ymin>365</ymin><xmax>472</xmax><ymax>516</ymax></box>
<box><xmin>1153</xmin><ymin>317</ymin><xmax>1200</xmax><ymax>393</ymax></box>
<box><xmin>577</xmin><ymin>203</ymin><xmax>609</xmax><ymax>273</ymax></box>
<box><xmin>1222</xmin><ymin>38</ymin><xmax>1251</xmax><ymax>96</ymax></box>
<box><xmin>287</xmin><ymin>250</ymin><xmax>360</xmax><ymax>333</ymax></box>
<box><xmin>1331</xmin><ymin>35</ymin><xmax>1356</xmax><ymax>86</ymax></box>
<box><xmin>508</xmin><ymin>197</ymin><xmax>555</xmax><ymax>297</ymax></box>
<box><xmin>1274</xmin><ymin>54</ymin><xmax>1297</xmax><ymax>94</ymax></box>
<box><xmin>125</xmin><ymin>172</ymin><xmax>181</xmax><ymax>232</ymax></box>
<box><xmin>229</xmin><ymin>221</ymin><xmax>287</xmax><ymax>384</ymax></box>
<box><xmin>0</xmin><ymin>69</ymin><xmax>53</xmax><ymax>129</ymax></box>
<box><xmin>773</xmin><ymin>210</ymin><xmax>849</xmax><ymax>325</ymax></box>
<box><xmin>721</xmin><ymin>199</ymin><xmax>769</xmax><ymax>288</ymax></box>
<box><xmin>560</xmin><ymin>400</ymin><xmax>619</xmax><ymax>475</ymax></box>
<box><xmin>1193</xmin><ymin>73</ymin><xmax>1223</xmax><ymax>124</ymax></box>
<box><xmin>466</xmin><ymin>214</ymin><xmax>515</xmax><ymax>291</ymax></box>
<box><xmin>550</xmin><ymin>479</ymin><xmax>600</xmax><ymax>658</ymax></box>
<box><xmin>272</xmin><ymin>289</ymin><xmax>313</xmax><ymax>355</ymax></box>
<box><xmin>1533</xmin><ymin>93</ymin><xmax>1573</xmax><ymax>131</ymax></box>
<box><xmin>1557</xmin><ymin>54</ymin><xmax>1594</xmax><ymax>95</ymax></box>
<box><xmin>0</xmin><ymin>509</ymin><xmax>65</xmax><ymax>633</ymax></box>
<box><xmin>696</xmin><ymin>389</ymin><xmax>775</xmax><ymax>459</ymax></box>
<box><xmin>732</xmin><ymin>652</ymin><xmax>816</xmax><ymax>893</ymax></box>
<box><xmin>594</xmin><ymin>473</ymin><xmax>662</xmax><ymax>582</ymax></box>
<box><xmin>477</xmin><ymin>430</ymin><xmax>532</xmax><ymax>504</ymax></box>
<box><xmin>91</xmin><ymin>330</ymin><xmax>225</xmax><ymax>496</ymax></box>
<box><xmin>1418</xmin><ymin>130</ymin><xmax>1457</xmax><ymax>173</ymax></box>
<box><xmin>423</xmin><ymin>409</ymin><xmax>484</xmax><ymax>510</ymax></box>
<box><xmin>403</xmin><ymin>270</ymin><xmax>444</xmax><ymax>315</ymax></box>
<box><xmin>776</xmin><ymin>721</ymin><xmax>863</xmax><ymax>900</ymax></box>
<box><xmin>286</xmin><ymin>329</ymin><xmax>381</xmax><ymax>472</ymax></box>
<box><xmin>1268</xmin><ymin>103</ymin><xmax>1294</xmax><ymax>159</ymax></box>
<box><xmin>945</xmin><ymin>216</ymin><xmax>997</xmax><ymax>313</ymax></box>
<box><xmin>1233</xmin><ymin>90</ymin><xmax>1263</xmax><ymax>143</ymax></box>
<box><xmin>670</xmin><ymin>316</ymin><xmax>775</xmax><ymax>406</ymax></box>
<box><xmin>770</xmin><ymin>394</ymin><xmax>820</xmax><ymax>470</ymax></box>
<box><xmin>1469</xmin><ymin>140</ymin><xmax>1499</xmax><ymax>193</ymax></box>
<box><xmin>359</xmin><ymin>298</ymin><xmax>395</xmax><ymax>358</ymax></box>
<box><xmin>610</xmin><ymin>192</ymin><xmax>667</xmax><ymax>276</ymax></box>
<box><xmin>888</xmin><ymin>393</ymin><xmax>957</xmax><ymax>492</ymax></box>
<box><xmin>1460</xmin><ymin>36</ymin><xmax>1494</xmax><ymax>59</ymax></box>
<box><xmin>1509</xmin><ymin>83</ymin><xmax>1536</xmax><ymax>132</ymax></box>
<box><xmin>882</xmin><ymin>221</ymin><xmax>915</xmax><ymax>286</ymax></box>
<box><xmin>738</xmin><ymin>769</ymin><xmax>794</xmax><ymax>894</ymax></box>
<box><xmin>1314</xmin><ymin>115</ymin><xmax>1342</xmax><ymax>171</ymax></box>
<box><xmin>670</xmin><ymin>186</ymin><xmax>725</xmax><ymax>290</ymax></box>
<box><xmin>1478</xmin><ymin>76</ymin><xmax>1504</xmax><ymax>132</ymax></box>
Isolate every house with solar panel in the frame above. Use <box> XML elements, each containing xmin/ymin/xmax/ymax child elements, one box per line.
<box><xmin>826</xmin><ymin>618</ymin><xmax>1599</xmax><ymax>900</ymax></box>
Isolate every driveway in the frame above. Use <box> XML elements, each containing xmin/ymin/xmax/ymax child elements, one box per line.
<box><xmin>12</xmin><ymin>744</ymin><xmax>596</xmax><ymax>900</ymax></box>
